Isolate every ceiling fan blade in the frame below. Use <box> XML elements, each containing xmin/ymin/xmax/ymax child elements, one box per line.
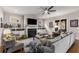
<box><xmin>49</xmin><ymin>10</ymin><xmax>56</xmax><ymax>12</ymax></box>
<box><xmin>40</xmin><ymin>7</ymin><xmax>46</xmax><ymax>11</ymax></box>
<box><xmin>48</xmin><ymin>6</ymin><xmax>54</xmax><ymax>11</ymax></box>
<box><xmin>41</xmin><ymin>12</ymin><xmax>45</xmax><ymax>15</ymax></box>
<box><xmin>47</xmin><ymin>12</ymin><xmax>50</xmax><ymax>14</ymax></box>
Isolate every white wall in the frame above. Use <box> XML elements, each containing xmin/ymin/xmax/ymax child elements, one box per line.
<box><xmin>0</xmin><ymin>8</ymin><xmax>3</xmax><ymax>46</ymax></box>
<box><xmin>43</xmin><ymin>10</ymin><xmax>79</xmax><ymax>40</ymax></box>
<box><xmin>24</xmin><ymin>15</ymin><xmax>39</xmax><ymax>27</ymax></box>
<box><xmin>24</xmin><ymin>15</ymin><xmax>45</xmax><ymax>36</ymax></box>
<box><xmin>3</xmin><ymin>12</ymin><xmax>24</xmax><ymax>27</ymax></box>
<box><xmin>0</xmin><ymin>8</ymin><xmax>3</xmax><ymax>18</ymax></box>
<box><xmin>44</xmin><ymin>19</ymin><xmax>55</xmax><ymax>34</ymax></box>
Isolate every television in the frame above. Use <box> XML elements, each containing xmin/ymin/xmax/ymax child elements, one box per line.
<box><xmin>27</xmin><ymin>18</ymin><xmax>37</xmax><ymax>25</ymax></box>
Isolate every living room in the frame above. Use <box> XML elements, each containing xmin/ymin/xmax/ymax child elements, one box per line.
<box><xmin>0</xmin><ymin>6</ymin><xmax>79</xmax><ymax>53</ymax></box>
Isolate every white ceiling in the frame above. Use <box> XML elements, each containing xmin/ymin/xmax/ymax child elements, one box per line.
<box><xmin>40</xmin><ymin>6</ymin><xmax>79</xmax><ymax>18</ymax></box>
<box><xmin>1</xmin><ymin>6</ymin><xmax>79</xmax><ymax>18</ymax></box>
<box><xmin>1</xmin><ymin>6</ymin><xmax>48</xmax><ymax>15</ymax></box>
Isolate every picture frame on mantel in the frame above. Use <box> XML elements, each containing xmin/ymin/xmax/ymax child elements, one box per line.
<box><xmin>70</xmin><ymin>19</ymin><xmax>78</xmax><ymax>27</ymax></box>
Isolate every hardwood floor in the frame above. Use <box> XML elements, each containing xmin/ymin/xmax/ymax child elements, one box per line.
<box><xmin>68</xmin><ymin>40</ymin><xmax>79</xmax><ymax>53</ymax></box>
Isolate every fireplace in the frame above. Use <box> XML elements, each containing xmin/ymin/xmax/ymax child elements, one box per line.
<box><xmin>28</xmin><ymin>29</ymin><xmax>37</xmax><ymax>38</ymax></box>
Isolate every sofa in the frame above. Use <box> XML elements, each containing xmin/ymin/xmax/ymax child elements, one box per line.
<box><xmin>16</xmin><ymin>32</ymin><xmax>75</xmax><ymax>53</ymax></box>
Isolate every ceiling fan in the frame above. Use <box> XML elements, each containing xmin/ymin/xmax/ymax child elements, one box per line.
<box><xmin>41</xmin><ymin>6</ymin><xmax>56</xmax><ymax>15</ymax></box>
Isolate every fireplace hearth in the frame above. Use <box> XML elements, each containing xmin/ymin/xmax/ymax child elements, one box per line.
<box><xmin>28</xmin><ymin>29</ymin><xmax>37</xmax><ymax>38</ymax></box>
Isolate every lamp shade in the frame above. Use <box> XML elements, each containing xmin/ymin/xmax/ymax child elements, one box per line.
<box><xmin>3</xmin><ymin>29</ymin><xmax>11</xmax><ymax>34</ymax></box>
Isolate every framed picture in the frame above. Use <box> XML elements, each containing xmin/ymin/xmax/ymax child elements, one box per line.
<box><xmin>70</xmin><ymin>20</ymin><xmax>78</xmax><ymax>27</ymax></box>
<box><xmin>49</xmin><ymin>22</ymin><xmax>53</xmax><ymax>28</ymax></box>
